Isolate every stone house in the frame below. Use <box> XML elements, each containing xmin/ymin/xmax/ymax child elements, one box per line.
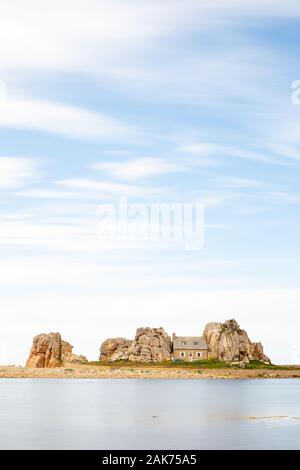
<box><xmin>172</xmin><ymin>333</ymin><xmax>208</xmax><ymax>361</ymax></box>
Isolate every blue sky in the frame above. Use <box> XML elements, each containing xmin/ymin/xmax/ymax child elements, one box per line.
<box><xmin>1</xmin><ymin>0</ymin><xmax>300</xmax><ymax>364</ymax></box>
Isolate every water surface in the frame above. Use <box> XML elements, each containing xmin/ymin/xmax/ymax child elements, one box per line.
<box><xmin>0</xmin><ymin>379</ymin><xmax>299</xmax><ymax>449</ymax></box>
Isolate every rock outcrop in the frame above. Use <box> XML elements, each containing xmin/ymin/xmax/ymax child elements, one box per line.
<box><xmin>26</xmin><ymin>333</ymin><xmax>62</xmax><ymax>368</ymax></box>
<box><xmin>203</xmin><ymin>319</ymin><xmax>270</xmax><ymax>364</ymax></box>
<box><xmin>27</xmin><ymin>321</ymin><xmax>270</xmax><ymax>367</ymax></box>
<box><xmin>62</xmin><ymin>351</ymin><xmax>89</xmax><ymax>365</ymax></box>
<box><xmin>99</xmin><ymin>338</ymin><xmax>132</xmax><ymax>362</ymax></box>
<box><xmin>26</xmin><ymin>332</ymin><xmax>88</xmax><ymax>368</ymax></box>
<box><xmin>99</xmin><ymin>327</ymin><xmax>172</xmax><ymax>362</ymax></box>
<box><xmin>250</xmin><ymin>341</ymin><xmax>270</xmax><ymax>363</ymax></box>
<box><xmin>128</xmin><ymin>327</ymin><xmax>172</xmax><ymax>362</ymax></box>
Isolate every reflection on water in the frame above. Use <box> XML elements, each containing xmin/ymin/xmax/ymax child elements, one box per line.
<box><xmin>0</xmin><ymin>379</ymin><xmax>300</xmax><ymax>449</ymax></box>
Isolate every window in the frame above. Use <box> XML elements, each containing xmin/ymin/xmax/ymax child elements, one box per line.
<box><xmin>196</xmin><ymin>352</ymin><xmax>202</xmax><ymax>358</ymax></box>
<box><xmin>194</xmin><ymin>341</ymin><xmax>199</xmax><ymax>346</ymax></box>
<box><xmin>182</xmin><ymin>341</ymin><xmax>187</xmax><ymax>345</ymax></box>
<box><xmin>189</xmin><ymin>353</ymin><xmax>193</xmax><ymax>358</ymax></box>
<box><xmin>180</xmin><ymin>352</ymin><xmax>185</xmax><ymax>358</ymax></box>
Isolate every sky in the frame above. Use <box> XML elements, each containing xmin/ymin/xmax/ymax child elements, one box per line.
<box><xmin>1</xmin><ymin>0</ymin><xmax>300</xmax><ymax>365</ymax></box>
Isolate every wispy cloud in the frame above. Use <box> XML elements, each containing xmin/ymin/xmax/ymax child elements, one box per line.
<box><xmin>267</xmin><ymin>191</ymin><xmax>300</xmax><ymax>204</ymax></box>
<box><xmin>11</xmin><ymin>189</ymin><xmax>84</xmax><ymax>200</ymax></box>
<box><xmin>180</xmin><ymin>143</ymin><xmax>286</xmax><ymax>165</ymax></box>
<box><xmin>0</xmin><ymin>157</ymin><xmax>38</xmax><ymax>188</ymax></box>
<box><xmin>0</xmin><ymin>95</ymin><xmax>135</xmax><ymax>141</ymax></box>
<box><xmin>196</xmin><ymin>192</ymin><xmax>229</xmax><ymax>208</ymax></box>
<box><xmin>92</xmin><ymin>157</ymin><xmax>184</xmax><ymax>180</ymax></box>
<box><xmin>218</xmin><ymin>177</ymin><xmax>262</xmax><ymax>189</ymax></box>
<box><xmin>0</xmin><ymin>0</ymin><xmax>294</xmax><ymax>116</ymax></box>
<box><xmin>1</xmin><ymin>1</ymin><xmax>300</xmax><ymax>74</ymax></box>
<box><xmin>56</xmin><ymin>178</ymin><xmax>161</xmax><ymax>198</ymax></box>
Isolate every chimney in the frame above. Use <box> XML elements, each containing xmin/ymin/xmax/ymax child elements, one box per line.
<box><xmin>172</xmin><ymin>333</ymin><xmax>176</xmax><ymax>351</ymax></box>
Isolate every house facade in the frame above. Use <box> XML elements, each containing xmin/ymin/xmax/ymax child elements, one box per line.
<box><xmin>172</xmin><ymin>333</ymin><xmax>208</xmax><ymax>361</ymax></box>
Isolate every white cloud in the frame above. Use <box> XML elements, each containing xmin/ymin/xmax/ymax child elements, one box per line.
<box><xmin>92</xmin><ymin>154</ymin><xmax>221</xmax><ymax>181</ymax></box>
<box><xmin>218</xmin><ymin>177</ymin><xmax>261</xmax><ymax>189</ymax></box>
<box><xmin>0</xmin><ymin>0</ymin><xmax>198</xmax><ymax>72</ymax></box>
<box><xmin>181</xmin><ymin>143</ymin><xmax>283</xmax><ymax>165</ymax></box>
<box><xmin>0</xmin><ymin>1</ymin><xmax>295</xmax><ymax>116</ymax></box>
<box><xmin>267</xmin><ymin>191</ymin><xmax>300</xmax><ymax>204</ymax></box>
<box><xmin>0</xmin><ymin>0</ymin><xmax>293</xmax><ymax>159</ymax></box>
<box><xmin>56</xmin><ymin>178</ymin><xmax>160</xmax><ymax>197</ymax></box>
<box><xmin>93</xmin><ymin>157</ymin><xmax>184</xmax><ymax>180</ymax></box>
<box><xmin>200</xmin><ymin>192</ymin><xmax>231</xmax><ymax>208</ymax></box>
<box><xmin>266</xmin><ymin>144</ymin><xmax>300</xmax><ymax>162</ymax></box>
<box><xmin>0</xmin><ymin>157</ymin><xmax>38</xmax><ymax>188</ymax></box>
<box><xmin>0</xmin><ymin>96</ymin><xmax>134</xmax><ymax>141</ymax></box>
<box><xmin>1</xmin><ymin>1</ymin><xmax>300</xmax><ymax>75</ymax></box>
<box><xmin>12</xmin><ymin>189</ymin><xmax>84</xmax><ymax>200</ymax></box>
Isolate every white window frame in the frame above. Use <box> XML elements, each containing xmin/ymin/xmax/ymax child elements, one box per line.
<box><xmin>196</xmin><ymin>352</ymin><xmax>202</xmax><ymax>358</ymax></box>
<box><xmin>180</xmin><ymin>352</ymin><xmax>185</xmax><ymax>358</ymax></box>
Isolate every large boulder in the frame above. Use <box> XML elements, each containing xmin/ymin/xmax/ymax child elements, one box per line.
<box><xmin>250</xmin><ymin>341</ymin><xmax>270</xmax><ymax>363</ymax></box>
<box><xmin>99</xmin><ymin>338</ymin><xmax>132</xmax><ymax>362</ymax></box>
<box><xmin>99</xmin><ymin>327</ymin><xmax>172</xmax><ymax>363</ymax></box>
<box><xmin>26</xmin><ymin>332</ymin><xmax>88</xmax><ymax>368</ymax></box>
<box><xmin>128</xmin><ymin>327</ymin><xmax>172</xmax><ymax>362</ymax></box>
<box><xmin>203</xmin><ymin>319</ymin><xmax>270</xmax><ymax>364</ymax></box>
<box><xmin>26</xmin><ymin>333</ymin><xmax>62</xmax><ymax>368</ymax></box>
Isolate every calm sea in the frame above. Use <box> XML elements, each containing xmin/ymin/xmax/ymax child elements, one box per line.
<box><xmin>0</xmin><ymin>378</ymin><xmax>300</xmax><ymax>449</ymax></box>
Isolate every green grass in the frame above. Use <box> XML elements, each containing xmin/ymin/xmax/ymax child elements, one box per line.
<box><xmin>244</xmin><ymin>360</ymin><xmax>300</xmax><ymax>370</ymax></box>
<box><xmin>87</xmin><ymin>359</ymin><xmax>300</xmax><ymax>370</ymax></box>
<box><xmin>88</xmin><ymin>358</ymin><xmax>225</xmax><ymax>369</ymax></box>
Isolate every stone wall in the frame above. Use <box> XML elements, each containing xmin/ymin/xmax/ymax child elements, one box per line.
<box><xmin>173</xmin><ymin>349</ymin><xmax>208</xmax><ymax>361</ymax></box>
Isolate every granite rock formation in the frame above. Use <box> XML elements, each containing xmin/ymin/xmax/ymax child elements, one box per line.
<box><xmin>203</xmin><ymin>319</ymin><xmax>270</xmax><ymax>364</ymax></box>
<box><xmin>99</xmin><ymin>327</ymin><xmax>172</xmax><ymax>362</ymax></box>
<box><xmin>128</xmin><ymin>327</ymin><xmax>172</xmax><ymax>362</ymax></box>
<box><xmin>26</xmin><ymin>332</ymin><xmax>88</xmax><ymax>368</ymax></box>
<box><xmin>99</xmin><ymin>337</ymin><xmax>132</xmax><ymax>362</ymax></box>
<box><xmin>249</xmin><ymin>341</ymin><xmax>270</xmax><ymax>363</ymax></box>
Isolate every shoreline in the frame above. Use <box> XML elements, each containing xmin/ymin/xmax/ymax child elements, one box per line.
<box><xmin>1</xmin><ymin>365</ymin><xmax>300</xmax><ymax>379</ymax></box>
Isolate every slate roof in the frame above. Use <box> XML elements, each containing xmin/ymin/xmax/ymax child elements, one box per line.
<box><xmin>173</xmin><ymin>336</ymin><xmax>208</xmax><ymax>350</ymax></box>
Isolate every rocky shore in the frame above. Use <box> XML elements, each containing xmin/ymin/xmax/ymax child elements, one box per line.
<box><xmin>1</xmin><ymin>364</ymin><xmax>300</xmax><ymax>380</ymax></box>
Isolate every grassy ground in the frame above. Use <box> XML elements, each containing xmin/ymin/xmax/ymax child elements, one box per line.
<box><xmin>87</xmin><ymin>359</ymin><xmax>300</xmax><ymax>370</ymax></box>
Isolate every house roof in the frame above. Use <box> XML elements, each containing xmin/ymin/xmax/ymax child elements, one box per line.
<box><xmin>173</xmin><ymin>336</ymin><xmax>208</xmax><ymax>350</ymax></box>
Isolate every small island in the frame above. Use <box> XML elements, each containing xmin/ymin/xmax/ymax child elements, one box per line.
<box><xmin>1</xmin><ymin>319</ymin><xmax>300</xmax><ymax>379</ymax></box>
